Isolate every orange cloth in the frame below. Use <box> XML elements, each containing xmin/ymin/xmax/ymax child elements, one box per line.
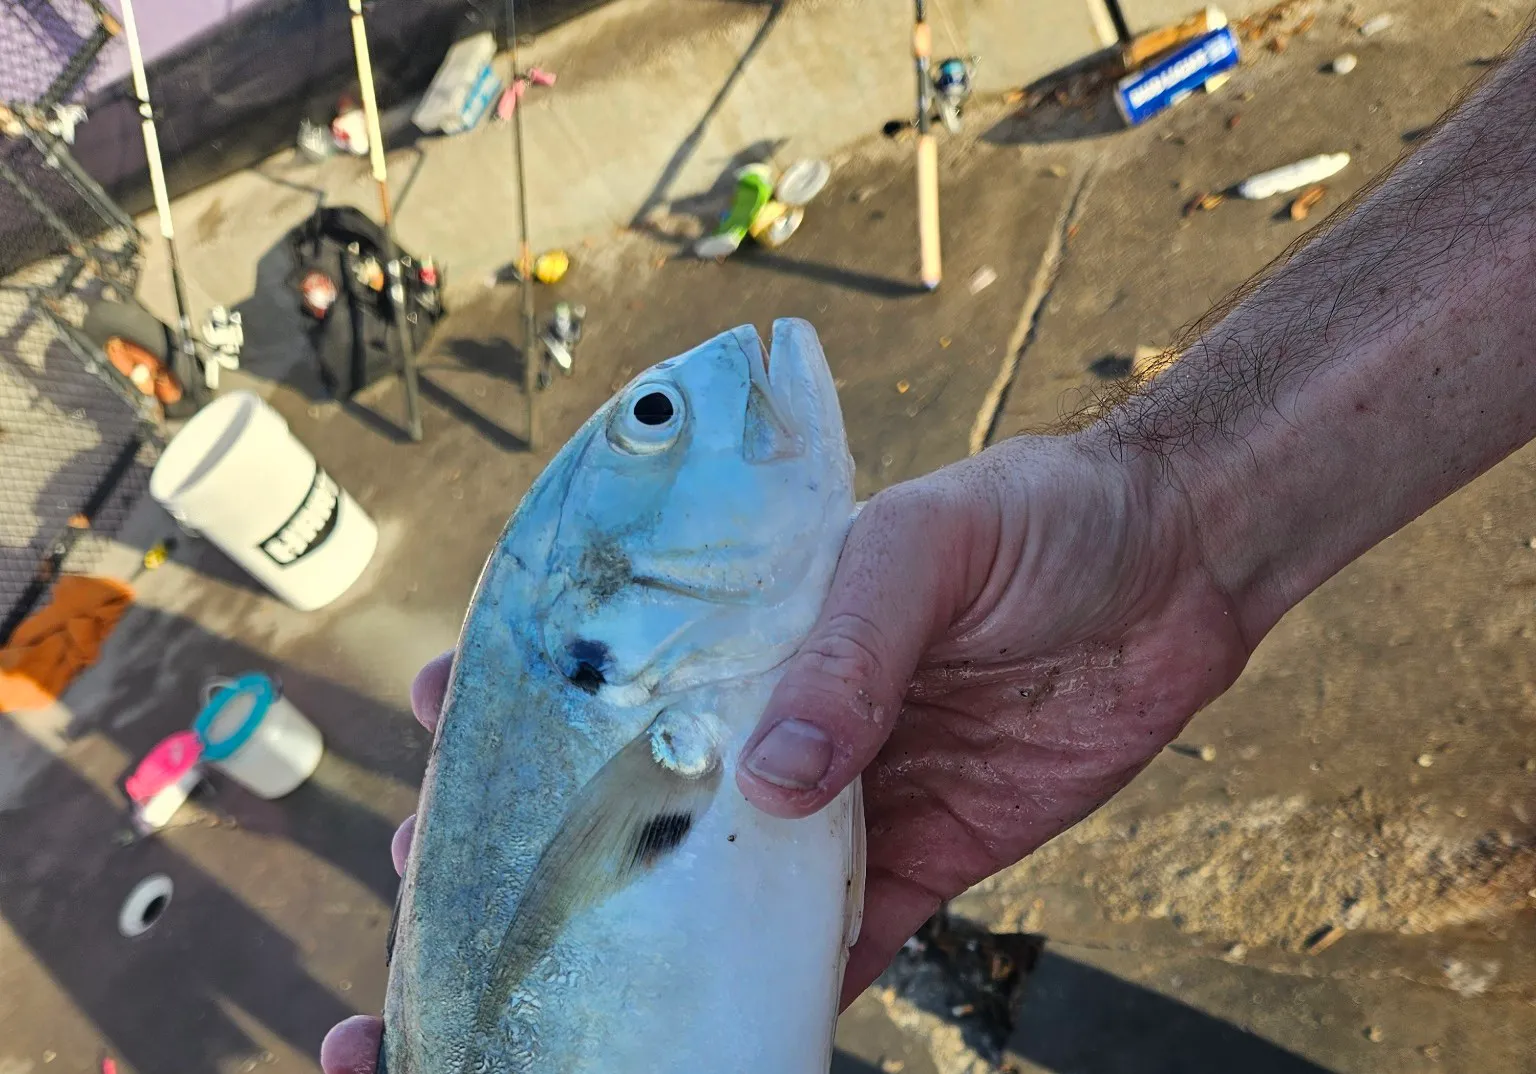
<box><xmin>0</xmin><ymin>575</ymin><xmax>134</xmax><ymax>713</ymax></box>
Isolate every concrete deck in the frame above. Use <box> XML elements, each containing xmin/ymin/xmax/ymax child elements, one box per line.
<box><xmin>2</xmin><ymin>1</ymin><xmax>1534</xmax><ymax>1072</ymax></box>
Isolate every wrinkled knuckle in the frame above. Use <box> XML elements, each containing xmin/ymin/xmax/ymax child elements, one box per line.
<box><xmin>800</xmin><ymin>611</ymin><xmax>890</xmax><ymax>688</ymax></box>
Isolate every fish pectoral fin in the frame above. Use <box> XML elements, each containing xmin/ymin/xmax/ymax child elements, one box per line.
<box><xmin>844</xmin><ymin>775</ymin><xmax>867</xmax><ymax>950</ymax></box>
<box><xmin>465</xmin><ymin>710</ymin><xmax>722</xmax><ymax>1064</ymax></box>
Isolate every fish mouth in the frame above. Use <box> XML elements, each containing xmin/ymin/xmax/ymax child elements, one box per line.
<box><xmin>739</xmin><ymin>318</ymin><xmax>846</xmax><ymax>462</ymax></box>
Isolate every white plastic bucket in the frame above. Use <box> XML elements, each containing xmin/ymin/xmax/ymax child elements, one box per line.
<box><xmin>194</xmin><ymin>673</ymin><xmax>324</xmax><ymax>799</ymax></box>
<box><xmin>149</xmin><ymin>391</ymin><xmax>378</xmax><ymax>611</ymax></box>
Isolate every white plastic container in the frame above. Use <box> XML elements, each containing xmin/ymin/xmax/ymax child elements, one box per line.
<box><xmin>194</xmin><ymin>673</ymin><xmax>324</xmax><ymax>799</ymax></box>
<box><xmin>412</xmin><ymin>32</ymin><xmax>499</xmax><ymax>134</ymax></box>
<box><xmin>1236</xmin><ymin>153</ymin><xmax>1351</xmax><ymax>200</ymax></box>
<box><xmin>149</xmin><ymin>391</ymin><xmax>378</xmax><ymax>611</ymax></box>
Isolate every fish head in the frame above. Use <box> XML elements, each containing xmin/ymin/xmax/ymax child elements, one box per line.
<box><xmin>511</xmin><ymin>318</ymin><xmax>853</xmax><ymax>703</ymax></box>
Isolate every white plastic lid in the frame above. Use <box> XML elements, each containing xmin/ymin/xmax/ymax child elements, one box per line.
<box><xmin>775</xmin><ymin>159</ymin><xmax>832</xmax><ymax>208</ymax></box>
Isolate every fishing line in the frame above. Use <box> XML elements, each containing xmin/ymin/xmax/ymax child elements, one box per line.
<box><xmin>930</xmin><ymin>0</ymin><xmax>964</xmax><ymax>56</ymax></box>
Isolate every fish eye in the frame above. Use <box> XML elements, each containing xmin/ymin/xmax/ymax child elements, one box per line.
<box><xmin>633</xmin><ymin>392</ymin><xmax>674</xmax><ymax>426</ymax></box>
<box><xmin>608</xmin><ymin>381</ymin><xmax>685</xmax><ymax>454</ymax></box>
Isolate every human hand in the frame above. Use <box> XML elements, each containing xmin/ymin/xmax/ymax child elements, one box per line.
<box><xmin>733</xmin><ymin>432</ymin><xmax>1254</xmax><ymax>1005</ymax></box>
<box><xmin>320</xmin><ymin>431</ymin><xmax>1253</xmax><ymax>1070</ymax></box>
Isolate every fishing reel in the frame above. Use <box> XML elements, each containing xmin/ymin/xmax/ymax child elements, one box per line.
<box><xmin>537</xmin><ymin>301</ymin><xmax>585</xmax><ymax>390</ymax></box>
<box><xmin>930</xmin><ymin>56</ymin><xmax>977</xmax><ymax>134</ymax></box>
<box><xmin>198</xmin><ymin>306</ymin><xmax>243</xmax><ymax>390</ymax></box>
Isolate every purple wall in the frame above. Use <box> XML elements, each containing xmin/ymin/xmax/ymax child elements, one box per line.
<box><xmin>88</xmin><ymin>0</ymin><xmax>272</xmax><ymax>88</ymax></box>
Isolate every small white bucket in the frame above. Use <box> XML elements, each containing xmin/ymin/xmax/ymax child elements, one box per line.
<box><xmin>194</xmin><ymin>673</ymin><xmax>324</xmax><ymax>799</ymax></box>
<box><xmin>149</xmin><ymin>390</ymin><xmax>378</xmax><ymax>611</ymax></box>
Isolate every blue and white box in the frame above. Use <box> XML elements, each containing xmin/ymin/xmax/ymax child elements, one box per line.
<box><xmin>413</xmin><ymin>32</ymin><xmax>503</xmax><ymax>135</ymax></box>
<box><xmin>1114</xmin><ymin>25</ymin><xmax>1242</xmax><ymax>127</ymax></box>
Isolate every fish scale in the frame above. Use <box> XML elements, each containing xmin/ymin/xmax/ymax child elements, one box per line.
<box><xmin>381</xmin><ymin>320</ymin><xmax>864</xmax><ymax>1074</ymax></box>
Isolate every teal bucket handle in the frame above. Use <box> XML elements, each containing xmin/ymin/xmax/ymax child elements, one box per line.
<box><xmin>194</xmin><ymin>672</ymin><xmax>280</xmax><ymax>762</ymax></box>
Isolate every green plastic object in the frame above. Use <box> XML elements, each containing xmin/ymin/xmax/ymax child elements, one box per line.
<box><xmin>693</xmin><ymin>165</ymin><xmax>776</xmax><ymax>259</ymax></box>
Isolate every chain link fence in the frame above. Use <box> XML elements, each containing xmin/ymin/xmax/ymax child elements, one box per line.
<box><xmin>1</xmin><ymin>0</ymin><xmax>155</xmax><ymax>644</ymax></box>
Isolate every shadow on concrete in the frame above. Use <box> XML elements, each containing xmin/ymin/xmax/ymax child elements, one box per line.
<box><xmin>250</xmin><ymin>160</ymin><xmax>330</xmax><ymax>214</ymax></box>
<box><xmin>981</xmin><ymin>57</ymin><xmax>1128</xmax><ymax>147</ymax></box>
<box><xmin>0</xmin><ymin>592</ymin><xmax>431</xmax><ymax>1063</ymax></box>
<box><xmin>408</xmin><ymin>289</ymin><xmax>536</xmax><ymax>453</ymax></box>
<box><xmin>416</xmin><ymin>372</ymin><xmax>530</xmax><ymax>454</ymax></box>
<box><xmin>1010</xmin><ymin>950</ymin><xmax>1336</xmax><ymax>1074</ymax></box>
<box><xmin>628</xmin><ymin>0</ymin><xmax>787</xmax><ymax>238</ymax></box>
<box><xmin>59</xmin><ymin>602</ymin><xmax>427</xmax><ymax>904</ymax></box>
<box><xmin>155</xmin><ymin>533</ymin><xmax>270</xmax><ymax>599</ymax></box>
<box><xmin>730</xmin><ymin>246</ymin><xmax>926</xmax><ymax>299</ymax></box>
<box><xmin>431</xmin><ymin>337</ymin><xmax>526</xmax><ymax>383</ymax></box>
<box><xmin>1087</xmin><ymin>354</ymin><xmax>1134</xmax><ymax>379</ymax></box>
<box><xmin>831</xmin><ymin>1050</ymin><xmax>888</xmax><ymax>1074</ymax></box>
<box><xmin>0</xmin><ymin>743</ymin><xmax>362</xmax><ymax>1072</ymax></box>
<box><xmin>417</xmin><ymin>335</ymin><xmax>529</xmax><ymax>452</ymax></box>
<box><xmin>981</xmin><ymin>95</ymin><xmax>1125</xmax><ymax>146</ymax></box>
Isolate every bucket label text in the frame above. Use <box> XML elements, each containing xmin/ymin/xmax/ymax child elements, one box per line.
<box><xmin>260</xmin><ymin>465</ymin><xmax>341</xmax><ymax>566</ymax></box>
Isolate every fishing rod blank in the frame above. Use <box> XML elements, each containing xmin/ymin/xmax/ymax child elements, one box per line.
<box><xmin>118</xmin><ymin>0</ymin><xmax>205</xmax><ymax>400</ymax></box>
<box><xmin>348</xmin><ymin>0</ymin><xmax>425</xmax><ymax>442</ymax></box>
<box><xmin>912</xmin><ymin>0</ymin><xmax>942</xmax><ymax>291</ymax></box>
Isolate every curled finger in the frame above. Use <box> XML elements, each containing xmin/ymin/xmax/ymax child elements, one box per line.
<box><xmin>410</xmin><ymin>651</ymin><xmax>454</xmax><ymax>732</ymax></box>
<box><xmin>320</xmin><ymin>1015</ymin><xmax>382</xmax><ymax>1074</ymax></box>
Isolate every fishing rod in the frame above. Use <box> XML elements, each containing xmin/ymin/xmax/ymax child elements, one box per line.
<box><xmin>348</xmin><ymin>0</ymin><xmax>425</xmax><ymax>442</ymax></box>
<box><xmin>506</xmin><ymin>0</ymin><xmax>539</xmax><ymax>451</ymax></box>
<box><xmin>912</xmin><ymin>0</ymin><xmax>942</xmax><ymax>291</ymax></box>
<box><xmin>117</xmin><ymin>0</ymin><xmax>205</xmax><ymax>403</ymax></box>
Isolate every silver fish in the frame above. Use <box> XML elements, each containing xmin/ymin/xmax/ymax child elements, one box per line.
<box><xmin>382</xmin><ymin>319</ymin><xmax>865</xmax><ymax>1074</ymax></box>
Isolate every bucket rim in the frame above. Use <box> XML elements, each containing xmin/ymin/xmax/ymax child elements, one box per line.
<box><xmin>194</xmin><ymin>671</ymin><xmax>276</xmax><ymax>761</ymax></box>
<box><xmin>148</xmin><ymin>390</ymin><xmax>264</xmax><ymax>506</ymax></box>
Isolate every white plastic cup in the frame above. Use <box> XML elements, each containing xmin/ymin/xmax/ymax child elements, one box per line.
<box><xmin>149</xmin><ymin>391</ymin><xmax>377</xmax><ymax>611</ymax></box>
<box><xmin>194</xmin><ymin>673</ymin><xmax>324</xmax><ymax>799</ymax></box>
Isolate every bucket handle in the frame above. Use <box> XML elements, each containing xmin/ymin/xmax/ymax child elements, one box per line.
<box><xmin>201</xmin><ymin>672</ymin><xmax>284</xmax><ymax>707</ymax></box>
<box><xmin>196</xmin><ymin>672</ymin><xmax>284</xmax><ymax>763</ymax></box>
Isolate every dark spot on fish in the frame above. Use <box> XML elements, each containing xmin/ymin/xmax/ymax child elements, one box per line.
<box><xmin>580</xmin><ymin>539</ymin><xmax>633</xmax><ymax>603</ymax></box>
<box><xmin>566</xmin><ymin>638</ymin><xmax>611</xmax><ymax>694</ymax></box>
<box><xmin>727</xmin><ymin>833</ymin><xmax>737</xmax><ymax>842</ymax></box>
<box><xmin>633</xmin><ymin>812</ymin><xmax>692</xmax><ymax>868</ymax></box>
<box><xmin>569</xmin><ymin>663</ymin><xmax>605</xmax><ymax>694</ymax></box>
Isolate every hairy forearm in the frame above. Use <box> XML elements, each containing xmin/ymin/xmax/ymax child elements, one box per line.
<box><xmin>1087</xmin><ymin>25</ymin><xmax>1536</xmax><ymax>646</ymax></box>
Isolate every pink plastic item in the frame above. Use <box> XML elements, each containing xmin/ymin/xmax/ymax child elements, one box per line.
<box><xmin>496</xmin><ymin>68</ymin><xmax>557</xmax><ymax>121</ymax></box>
<box><xmin>125</xmin><ymin>731</ymin><xmax>203</xmax><ymax>804</ymax></box>
<box><xmin>496</xmin><ymin>80</ymin><xmax>527</xmax><ymax>121</ymax></box>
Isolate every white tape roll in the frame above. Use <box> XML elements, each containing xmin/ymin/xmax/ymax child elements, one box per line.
<box><xmin>119</xmin><ymin>874</ymin><xmax>174</xmax><ymax>937</ymax></box>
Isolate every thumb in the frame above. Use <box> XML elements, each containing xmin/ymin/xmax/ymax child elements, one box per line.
<box><xmin>736</xmin><ymin>485</ymin><xmax>971</xmax><ymax>818</ymax></box>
